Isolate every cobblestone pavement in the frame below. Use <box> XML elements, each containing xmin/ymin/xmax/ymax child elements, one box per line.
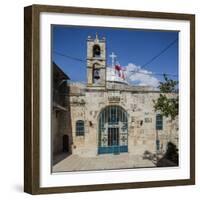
<box><xmin>53</xmin><ymin>153</ymin><xmax>156</xmax><ymax>172</ymax></box>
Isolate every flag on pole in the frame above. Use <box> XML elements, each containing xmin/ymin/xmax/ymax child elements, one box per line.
<box><xmin>115</xmin><ymin>64</ymin><xmax>126</xmax><ymax>80</ymax></box>
<box><xmin>115</xmin><ymin>64</ymin><xmax>122</xmax><ymax>71</ymax></box>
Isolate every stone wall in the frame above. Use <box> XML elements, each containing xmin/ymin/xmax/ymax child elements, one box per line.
<box><xmin>68</xmin><ymin>85</ymin><xmax>178</xmax><ymax>158</ymax></box>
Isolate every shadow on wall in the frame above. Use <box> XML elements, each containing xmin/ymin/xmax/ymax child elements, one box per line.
<box><xmin>143</xmin><ymin>142</ymin><xmax>179</xmax><ymax>167</ymax></box>
<box><xmin>53</xmin><ymin>82</ymin><xmax>73</xmax><ymax>166</ymax></box>
<box><xmin>64</xmin><ymin>82</ymin><xmax>73</xmax><ymax>155</ymax></box>
<box><xmin>52</xmin><ymin>63</ymin><xmax>73</xmax><ymax>166</ymax></box>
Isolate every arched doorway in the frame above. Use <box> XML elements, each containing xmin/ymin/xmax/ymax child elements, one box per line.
<box><xmin>98</xmin><ymin>105</ymin><xmax>128</xmax><ymax>154</ymax></box>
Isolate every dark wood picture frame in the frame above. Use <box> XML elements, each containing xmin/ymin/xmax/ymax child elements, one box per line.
<box><xmin>24</xmin><ymin>4</ymin><xmax>195</xmax><ymax>195</ymax></box>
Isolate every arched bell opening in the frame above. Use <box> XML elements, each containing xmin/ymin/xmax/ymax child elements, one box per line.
<box><xmin>93</xmin><ymin>63</ymin><xmax>101</xmax><ymax>83</ymax></box>
<box><xmin>93</xmin><ymin>45</ymin><xmax>101</xmax><ymax>57</ymax></box>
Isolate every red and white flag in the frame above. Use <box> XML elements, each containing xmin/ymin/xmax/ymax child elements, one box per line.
<box><xmin>115</xmin><ymin>64</ymin><xmax>122</xmax><ymax>71</ymax></box>
<box><xmin>115</xmin><ymin>64</ymin><xmax>126</xmax><ymax>80</ymax></box>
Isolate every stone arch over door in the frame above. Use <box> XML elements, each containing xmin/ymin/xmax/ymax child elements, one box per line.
<box><xmin>98</xmin><ymin>105</ymin><xmax>128</xmax><ymax>154</ymax></box>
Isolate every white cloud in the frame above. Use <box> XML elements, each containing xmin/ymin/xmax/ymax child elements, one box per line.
<box><xmin>125</xmin><ymin>63</ymin><xmax>159</xmax><ymax>87</ymax></box>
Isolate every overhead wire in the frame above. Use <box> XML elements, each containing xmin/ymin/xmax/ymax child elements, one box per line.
<box><xmin>53</xmin><ymin>37</ymin><xmax>178</xmax><ymax>78</ymax></box>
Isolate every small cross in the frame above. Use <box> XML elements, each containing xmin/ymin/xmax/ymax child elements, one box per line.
<box><xmin>109</xmin><ymin>52</ymin><xmax>117</xmax><ymax>67</ymax></box>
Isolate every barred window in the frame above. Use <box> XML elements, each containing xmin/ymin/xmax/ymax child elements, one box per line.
<box><xmin>156</xmin><ymin>114</ymin><xmax>163</xmax><ymax>130</ymax></box>
<box><xmin>76</xmin><ymin>120</ymin><xmax>85</xmax><ymax>136</ymax></box>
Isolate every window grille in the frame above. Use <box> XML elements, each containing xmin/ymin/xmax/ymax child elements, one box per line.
<box><xmin>76</xmin><ymin>120</ymin><xmax>85</xmax><ymax>136</ymax></box>
<box><xmin>98</xmin><ymin>106</ymin><xmax>128</xmax><ymax>154</ymax></box>
<box><xmin>156</xmin><ymin>114</ymin><xmax>163</xmax><ymax>130</ymax></box>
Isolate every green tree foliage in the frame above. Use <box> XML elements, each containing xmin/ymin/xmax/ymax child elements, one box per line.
<box><xmin>153</xmin><ymin>74</ymin><xmax>178</xmax><ymax>120</ymax></box>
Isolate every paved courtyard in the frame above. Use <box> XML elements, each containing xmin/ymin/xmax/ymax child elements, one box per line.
<box><xmin>53</xmin><ymin>153</ymin><xmax>156</xmax><ymax>172</ymax></box>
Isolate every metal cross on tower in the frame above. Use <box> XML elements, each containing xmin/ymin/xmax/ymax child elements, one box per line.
<box><xmin>109</xmin><ymin>52</ymin><xmax>117</xmax><ymax>67</ymax></box>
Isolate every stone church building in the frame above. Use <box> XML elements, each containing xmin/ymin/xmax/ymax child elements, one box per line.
<box><xmin>53</xmin><ymin>34</ymin><xmax>178</xmax><ymax>163</ymax></box>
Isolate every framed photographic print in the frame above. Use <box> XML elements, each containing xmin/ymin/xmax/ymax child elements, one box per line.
<box><xmin>24</xmin><ymin>4</ymin><xmax>195</xmax><ymax>194</ymax></box>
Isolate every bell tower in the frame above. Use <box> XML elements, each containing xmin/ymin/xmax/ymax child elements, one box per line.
<box><xmin>86</xmin><ymin>33</ymin><xmax>106</xmax><ymax>89</ymax></box>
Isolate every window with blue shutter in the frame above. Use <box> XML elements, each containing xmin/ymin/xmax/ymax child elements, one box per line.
<box><xmin>76</xmin><ymin>120</ymin><xmax>85</xmax><ymax>136</ymax></box>
<box><xmin>156</xmin><ymin>114</ymin><xmax>163</xmax><ymax>130</ymax></box>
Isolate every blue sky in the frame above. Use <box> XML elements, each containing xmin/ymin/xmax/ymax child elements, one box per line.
<box><xmin>52</xmin><ymin>25</ymin><xmax>178</xmax><ymax>86</ymax></box>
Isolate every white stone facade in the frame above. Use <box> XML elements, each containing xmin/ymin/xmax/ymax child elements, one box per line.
<box><xmin>69</xmin><ymin>84</ymin><xmax>178</xmax><ymax>158</ymax></box>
